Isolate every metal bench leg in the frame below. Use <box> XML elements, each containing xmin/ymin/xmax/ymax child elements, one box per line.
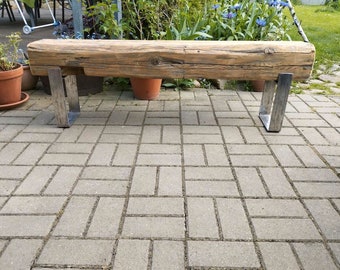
<box><xmin>48</xmin><ymin>68</ymin><xmax>80</xmax><ymax>127</ymax></box>
<box><xmin>259</xmin><ymin>73</ymin><xmax>293</xmax><ymax>132</ymax></box>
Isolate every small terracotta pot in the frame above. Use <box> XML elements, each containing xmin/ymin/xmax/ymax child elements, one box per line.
<box><xmin>250</xmin><ymin>80</ymin><xmax>265</xmax><ymax>92</ymax></box>
<box><xmin>22</xmin><ymin>65</ymin><xmax>38</xmax><ymax>91</ymax></box>
<box><xmin>130</xmin><ymin>77</ymin><xmax>162</xmax><ymax>100</ymax></box>
<box><xmin>0</xmin><ymin>65</ymin><xmax>23</xmax><ymax>105</ymax></box>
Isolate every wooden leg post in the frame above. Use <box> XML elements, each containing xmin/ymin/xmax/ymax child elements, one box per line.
<box><xmin>259</xmin><ymin>73</ymin><xmax>293</xmax><ymax>132</ymax></box>
<box><xmin>64</xmin><ymin>75</ymin><xmax>80</xmax><ymax>124</ymax></box>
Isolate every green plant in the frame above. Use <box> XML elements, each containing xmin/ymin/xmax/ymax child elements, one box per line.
<box><xmin>0</xmin><ymin>32</ymin><xmax>22</xmax><ymax>71</ymax></box>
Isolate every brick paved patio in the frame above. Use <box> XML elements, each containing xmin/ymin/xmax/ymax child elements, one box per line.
<box><xmin>0</xmin><ymin>86</ymin><xmax>339</xmax><ymax>269</ymax></box>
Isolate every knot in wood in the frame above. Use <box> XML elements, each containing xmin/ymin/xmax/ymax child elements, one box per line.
<box><xmin>150</xmin><ymin>57</ymin><xmax>161</xmax><ymax>66</ymax></box>
<box><xmin>264</xmin><ymin>47</ymin><xmax>275</xmax><ymax>54</ymax></box>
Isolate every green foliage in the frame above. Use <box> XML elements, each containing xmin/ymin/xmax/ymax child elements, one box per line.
<box><xmin>163</xmin><ymin>79</ymin><xmax>195</xmax><ymax>90</ymax></box>
<box><xmin>0</xmin><ymin>32</ymin><xmax>22</xmax><ymax>71</ymax></box>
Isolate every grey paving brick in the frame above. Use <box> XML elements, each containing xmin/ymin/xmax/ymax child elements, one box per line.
<box><xmin>329</xmin><ymin>243</ymin><xmax>340</xmax><ymax>265</ymax></box>
<box><xmin>122</xmin><ymin>217</ymin><xmax>185</xmax><ymax>238</ymax></box>
<box><xmin>230</xmin><ymin>155</ymin><xmax>278</xmax><ymax>167</ymax></box>
<box><xmin>0</xmin><ymin>216</ymin><xmax>55</xmax><ymax>237</ymax></box>
<box><xmin>56</xmin><ymin>125</ymin><xmax>84</xmax><ymax>142</ymax></box>
<box><xmin>139</xmin><ymin>144</ymin><xmax>181</xmax><ymax>154</ymax></box>
<box><xmin>285</xmin><ymin>168</ymin><xmax>339</xmax><ymax>182</ymax></box>
<box><xmin>294</xmin><ymin>182</ymin><xmax>340</xmax><ymax>198</ymax></box>
<box><xmin>73</xmin><ymin>180</ymin><xmax>128</xmax><ymax>195</ymax></box>
<box><xmin>185</xmin><ymin>167</ymin><xmax>233</xmax><ymax>180</ymax></box>
<box><xmin>197</xmin><ymin>111</ymin><xmax>216</xmax><ymax>125</ymax></box>
<box><xmin>0</xmin><ymin>143</ymin><xmax>27</xmax><ymax>164</ymax></box>
<box><xmin>81</xmin><ymin>166</ymin><xmax>131</xmax><ymax>180</ymax></box>
<box><xmin>227</xmin><ymin>144</ymin><xmax>271</xmax><ymax>155</ymax></box>
<box><xmin>0</xmin><ymin>239</ymin><xmax>43</xmax><ymax>270</ymax></box>
<box><xmin>152</xmin><ymin>240</ymin><xmax>184</xmax><ymax>270</ymax></box>
<box><xmin>0</xmin><ymin>165</ymin><xmax>31</xmax><ymax>179</ymax></box>
<box><xmin>186</xmin><ymin>181</ymin><xmax>239</xmax><ymax>196</ymax></box>
<box><xmin>305</xmin><ymin>199</ymin><xmax>340</xmax><ymax>240</ymax></box>
<box><xmin>188</xmin><ymin>241</ymin><xmax>260</xmax><ymax>268</ymax></box>
<box><xmin>137</xmin><ymin>153</ymin><xmax>182</xmax><ymax>166</ymax></box>
<box><xmin>183</xmin><ymin>134</ymin><xmax>223</xmax><ymax>144</ymax></box>
<box><xmin>1</xmin><ymin>196</ymin><xmax>66</xmax><ymax>214</ymax></box>
<box><xmin>162</xmin><ymin>126</ymin><xmax>181</xmax><ymax>143</ymax></box>
<box><xmin>44</xmin><ymin>166</ymin><xmax>82</xmax><ymax>195</ymax></box>
<box><xmin>13</xmin><ymin>143</ymin><xmax>50</xmax><ymax>165</ymax></box>
<box><xmin>0</xmin><ymin>125</ymin><xmax>25</xmax><ymax>142</ymax></box>
<box><xmin>88</xmin><ymin>197</ymin><xmax>125</xmax><ymax>238</ymax></box>
<box><xmin>293</xmin><ymin>243</ymin><xmax>338</xmax><ymax>270</ymax></box>
<box><xmin>130</xmin><ymin>166</ymin><xmax>157</xmax><ymax>195</ymax></box>
<box><xmin>258</xmin><ymin>242</ymin><xmax>300</xmax><ymax>270</ymax></box>
<box><xmin>100</xmin><ymin>133</ymin><xmax>140</xmax><ymax>143</ymax></box>
<box><xmin>221</xmin><ymin>126</ymin><xmax>244</xmax><ymax>143</ymax></box>
<box><xmin>126</xmin><ymin>111</ymin><xmax>146</xmax><ymax>125</ymax></box>
<box><xmin>260</xmin><ymin>168</ymin><xmax>296</xmax><ymax>197</ymax></box>
<box><xmin>183</xmin><ymin>144</ymin><xmax>205</xmax><ymax>166</ymax></box>
<box><xmin>53</xmin><ymin>196</ymin><xmax>96</xmax><ymax>237</ymax></box>
<box><xmin>37</xmin><ymin>239</ymin><xmax>113</xmax><ymax>266</ymax></box>
<box><xmin>77</xmin><ymin>125</ymin><xmax>104</xmax><ymax>143</ymax></box>
<box><xmin>217</xmin><ymin>198</ymin><xmax>252</xmax><ymax>240</ymax></box>
<box><xmin>0</xmin><ymin>117</ymin><xmax>32</xmax><ymax>125</ymax></box>
<box><xmin>127</xmin><ymin>197</ymin><xmax>184</xmax><ymax>215</ymax></box>
<box><xmin>246</xmin><ymin>199</ymin><xmax>308</xmax><ymax>217</ymax></box>
<box><xmin>113</xmin><ymin>239</ymin><xmax>149</xmax><ymax>270</ymax></box>
<box><xmin>187</xmin><ymin>197</ymin><xmax>219</xmax><ymax>238</ymax></box>
<box><xmin>48</xmin><ymin>143</ymin><xmax>94</xmax><ymax>153</ymax></box>
<box><xmin>0</xmin><ymin>180</ymin><xmax>19</xmax><ymax>195</ymax></box>
<box><xmin>112</xmin><ymin>144</ymin><xmax>138</xmax><ymax>166</ymax></box>
<box><xmin>252</xmin><ymin>218</ymin><xmax>321</xmax><ymax>240</ymax></box>
<box><xmin>235</xmin><ymin>167</ymin><xmax>267</xmax><ymax>197</ymax></box>
<box><xmin>181</xmin><ymin>111</ymin><xmax>199</xmax><ymax>125</ymax></box>
<box><xmin>0</xmin><ymin>240</ymin><xmax>6</xmax><ymax>252</ymax></box>
<box><xmin>205</xmin><ymin>144</ymin><xmax>229</xmax><ymax>166</ymax></box>
<box><xmin>292</xmin><ymin>145</ymin><xmax>327</xmax><ymax>167</ymax></box>
<box><xmin>318</xmin><ymin>128</ymin><xmax>340</xmax><ymax>145</ymax></box>
<box><xmin>241</xmin><ymin>127</ymin><xmax>266</xmax><ymax>144</ymax></box>
<box><xmin>15</xmin><ymin>166</ymin><xmax>57</xmax><ymax>194</ymax></box>
<box><xmin>270</xmin><ymin>145</ymin><xmax>303</xmax><ymax>167</ymax></box>
<box><xmin>38</xmin><ymin>153</ymin><xmax>89</xmax><ymax>166</ymax></box>
<box><xmin>299</xmin><ymin>127</ymin><xmax>330</xmax><ymax>145</ymax></box>
<box><xmin>158</xmin><ymin>167</ymin><xmax>183</xmax><ymax>196</ymax></box>
<box><xmin>264</xmin><ymin>135</ymin><xmax>306</xmax><ymax>145</ymax></box>
<box><xmin>13</xmin><ymin>132</ymin><xmax>59</xmax><ymax>143</ymax></box>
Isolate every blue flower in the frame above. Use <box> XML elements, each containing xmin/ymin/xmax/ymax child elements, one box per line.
<box><xmin>212</xmin><ymin>4</ymin><xmax>220</xmax><ymax>10</ymax></box>
<box><xmin>268</xmin><ymin>0</ymin><xmax>289</xmax><ymax>8</ymax></box>
<box><xmin>231</xmin><ymin>3</ymin><xmax>242</xmax><ymax>10</ymax></box>
<box><xmin>222</xmin><ymin>12</ymin><xmax>236</xmax><ymax>19</ymax></box>
<box><xmin>280</xmin><ymin>1</ymin><xmax>289</xmax><ymax>7</ymax></box>
<box><xmin>256</xmin><ymin>18</ymin><xmax>267</xmax><ymax>27</ymax></box>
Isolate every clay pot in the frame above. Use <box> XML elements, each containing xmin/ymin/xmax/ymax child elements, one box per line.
<box><xmin>250</xmin><ymin>80</ymin><xmax>265</xmax><ymax>92</ymax></box>
<box><xmin>130</xmin><ymin>77</ymin><xmax>162</xmax><ymax>100</ymax></box>
<box><xmin>0</xmin><ymin>65</ymin><xmax>23</xmax><ymax>105</ymax></box>
<box><xmin>22</xmin><ymin>65</ymin><xmax>38</xmax><ymax>91</ymax></box>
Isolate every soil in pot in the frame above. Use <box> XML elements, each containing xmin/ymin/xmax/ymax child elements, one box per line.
<box><xmin>130</xmin><ymin>77</ymin><xmax>162</xmax><ymax>100</ymax></box>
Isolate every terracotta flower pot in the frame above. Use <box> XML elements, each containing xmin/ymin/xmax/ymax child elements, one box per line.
<box><xmin>250</xmin><ymin>80</ymin><xmax>265</xmax><ymax>92</ymax></box>
<box><xmin>130</xmin><ymin>77</ymin><xmax>162</xmax><ymax>100</ymax></box>
<box><xmin>0</xmin><ymin>65</ymin><xmax>23</xmax><ymax>105</ymax></box>
<box><xmin>22</xmin><ymin>65</ymin><xmax>38</xmax><ymax>91</ymax></box>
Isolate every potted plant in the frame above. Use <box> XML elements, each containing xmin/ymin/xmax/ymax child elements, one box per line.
<box><xmin>0</xmin><ymin>32</ymin><xmax>26</xmax><ymax>107</ymax></box>
<box><xmin>17</xmin><ymin>49</ymin><xmax>39</xmax><ymax>91</ymax></box>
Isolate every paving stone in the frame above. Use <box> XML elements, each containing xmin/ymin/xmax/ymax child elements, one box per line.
<box><xmin>230</xmin><ymin>155</ymin><xmax>278</xmax><ymax>167</ymax></box>
<box><xmin>217</xmin><ymin>198</ymin><xmax>252</xmax><ymax>240</ymax></box>
<box><xmin>264</xmin><ymin>135</ymin><xmax>306</xmax><ymax>145</ymax></box>
<box><xmin>0</xmin><ymin>165</ymin><xmax>31</xmax><ymax>179</ymax></box>
<box><xmin>13</xmin><ymin>143</ymin><xmax>50</xmax><ymax>165</ymax></box>
<box><xmin>130</xmin><ymin>167</ymin><xmax>157</xmax><ymax>195</ymax></box>
<box><xmin>294</xmin><ymin>182</ymin><xmax>340</xmax><ymax>198</ymax></box>
<box><xmin>298</xmin><ymin>127</ymin><xmax>330</xmax><ymax>145</ymax></box>
<box><xmin>139</xmin><ymin>144</ymin><xmax>181</xmax><ymax>154</ymax></box>
<box><xmin>181</xmin><ymin>111</ymin><xmax>199</xmax><ymax>125</ymax></box>
<box><xmin>0</xmin><ymin>180</ymin><xmax>20</xmax><ymax>195</ymax></box>
<box><xmin>241</xmin><ymin>126</ymin><xmax>266</xmax><ymax>144</ymax></box>
<box><xmin>221</xmin><ymin>126</ymin><xmax>244</xmax><ymax>143</ymax></box>
<box><xmin>183</xmin><ymin>144</ymin><xmax>205</xmax><ymax>166</ymax></box>
<box><xmin>185</xmin><ymin>167</ymin><xmax>233</xmax><ymax>180</ymax></box>
<box><xmin>318</xmin><ymin>128</ymin><xmax>340</xmax><ymax>145</ymax></box>
<box><xmin>127</xmin><ymin>197</ymin><xmax>184</xmax><ymax>215</ymax></box>
<box><xmin>81</xmin><ymin>166</ymin><xmax>131</xmax><ymax>180</ymax></box>
<box><xmin>0</xmin><ymin>216</ymin><xmax>55</xmax><ymax>237</ymax></box>
<box><xmin>187</xmin><ymin>197</ymin><xmax>219</xmax><ymax>238</ymax></box>
<box><xmin>285</xmin><ymin>168</ymin><xmax>339</xmax><ymax>182</ymax></box>
<box><xmin>235</xmin><ymin>167</ymin><xmax>267</xmax><ymax>197</ymax></box>
<box><xmin>53</xmin><ymin>196</ymin><xmax>96</xmax><ymax>237</ymax></box>
<box><xmin>113</xmin><ymin>239</ymin><xmax>149</xmax><ymax>270</ymax></box>
<box><xmin>56</xmin><ymin>125</ymin><xmax>84</xmax><ymax>142</ymax></box>
<box><xmin>188</xmin><ymin>241</ymin><xmax>260</xmax><ymax>268</ymax></box>
<box><xmin>37</xmin><ymin>239</ymin><xmax>114</xmax><ymax>266</ymax></box>
<box><xmin>162</xmin><ymin>126</ymin><xmax>181</xmax><ymax>144</ymax></box>
<box><xmin>87</xmin><ymin>143</ymin><xmax>116</xmax><ymax>166</ymax></box>
<box><xmin>15</xmin><ymin>166</ymin><xmax>57</xmax><ymax>194</ymax></box>
<box><xmin>293</xmin><ymin>243</ymin><xmax>338</xmax><ymax>270</ymax></box>
<box><xmin>122</xmin><ymin>217</ymin><xmax>185</xmax><ymax>238</ymax></box>
<box><xmin>87</xmin><ymin>197</ymin><xmax>125</xmax><ymax>238</ymax></box>
<box><xmin>204</xmin><ymin>144</ymin><xmax>229</xmax><ymax>166</ymax></box>
<box><xmin>76</xmin><ymin>125</ymin><xmax>104</xmax><ymax>143</ymax></box>
<box><xmin>158</xmin><ymin>167</ymin><xmax>183</xmax><ymax>196</ymax></box>
<box><xmin>186</xmin><ymin>181</ymin><xmax>239</xmax><ymax>196</ymax></box>
<box><xmin>270</xmin><ymin>145</ymin><xmax>302</xmax><ymax>167</ymax></box>
<box><xmin>252</xmin><ymin>218</ymin><xmax>321</xmax><ymax>240</ymax></box>
<box><xmin>0</xmin><ymin>143</ymin><xmax>27</xmax><ymax>164</ymax></box>
<box><xmin>152</xmin><ymin>240</ymin><xmax>184</xmax><ymax>270</ymax></box>
<box><xmin>0</xmin><ymin>125</ymin><xmax>25</xmax><ymax>142</ymax></box>
<box><xmin>13</xmin><ymin>133</ymin><xmax>59</xmax><ymax>143</ymax></box>
<box><xmin>44</xmin><ymin>166</ymin><xmax>82</xmax><ymax>195</ymax></box>
<box><xmin>112</xmin><ymin>144</ymin><xmax>138</xmax><ymax>166</ymax></box>
<box><xmin>329</xmin><ymin>243</ymin><xmax>340</xmax><ymax>265</ymax></box>
<box><xmin>305</xmin><ymin>199</ymin><xmax>340</xmax><ymax>240</ymax></box>
<box><xmin>0</xmin><ymin>196</ymin><xmax>66</xmax><ymax>214</ymax></box>
<box><xmin>227</xmin><ymin>144</ymin><xmax>270</xmax><ymax>155</ymax></box>
<box><xmin>137</xmin><ymin>153</ymin><xmax>182</xmax><ymax>166</ymax></box>
<box><xmin>246</xmin><ymin>199</ymin><xmax>308</xmax><ymax>217</ymax></box>
<box><xmin>48</xmin><ymin>143</ymin><xmax>94</xmax><ymax>153</ymax></box>
<box><xmin>73</xmin><ymin>180</ymin><xmax>128</xmax><ymax>195</ymax></box>
<box><xmin>260</xmin><ymin>168</ymin><xmax>296</xmax><ymax>197</ymax></box>
<box><xmin>0</xmin><ymin>240</ymin><xmax>7</xmax><ymax>252</ymax></box>
<box><xmin>258</xmin><ymin>242</ymin><xmax>300</xmax><ymax>270</ymax></box>
<box><xmin>38</xmin><ymin>153</ymin><xmax>89</xmax><ymax>166</ymax></box>
<box><xmin>0</xmin><ymin>239</ymin><xmax>43</xmax><ymax>270</ymax></box>
<box><xmin>292</xmin><ymin>145</ymin><xmax>327</xmax><ymax>167</ymax></box>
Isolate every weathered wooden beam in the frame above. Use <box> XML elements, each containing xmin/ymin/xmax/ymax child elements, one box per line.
<box><xmin>27</xmin><ymin>39</ymin><xmax>315</xmax><ymax>81</ymax></box>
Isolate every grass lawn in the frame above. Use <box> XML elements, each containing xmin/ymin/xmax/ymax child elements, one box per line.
<box><xmin>287</xmin><ymin>5</ymin><xmax>340</xmax><ymax>70</ymax></box>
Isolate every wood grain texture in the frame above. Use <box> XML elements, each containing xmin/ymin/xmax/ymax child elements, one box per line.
<box><xmin>27</xmin><ymin>39</ymin><xmax>315</xmax><ymax>81</ymax></box>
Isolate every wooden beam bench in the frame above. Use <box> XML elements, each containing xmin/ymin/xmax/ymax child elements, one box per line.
<box><xmin>27</xmin><ymin>39</ymin><xmax>315</xmax><ymax>132</ymax></box>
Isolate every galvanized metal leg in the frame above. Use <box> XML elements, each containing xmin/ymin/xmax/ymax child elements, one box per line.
<box><xmin>259</xmin><ymin>73</ymin><xmax>293</xmax><ymax>132</ymax></box>
<box><xmin>48</xmin><ymin>68</ymin><xmax>80</xmax><ymax>128</ymax></box>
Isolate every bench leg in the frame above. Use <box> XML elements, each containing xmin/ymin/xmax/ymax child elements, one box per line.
<box><xmin>259</xmin><ymin>73</ymin><xmax>293</xmax><ymax>132</ymax></box>
<box><xmin>64</xmin><ymin>75</ymin><xmax>80</xmax><ymax>124</ymax></box>
<box><xmin>48</xmin><ymin>68</ymin><xmax>80</xmax><ymax>128</ymax></box>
